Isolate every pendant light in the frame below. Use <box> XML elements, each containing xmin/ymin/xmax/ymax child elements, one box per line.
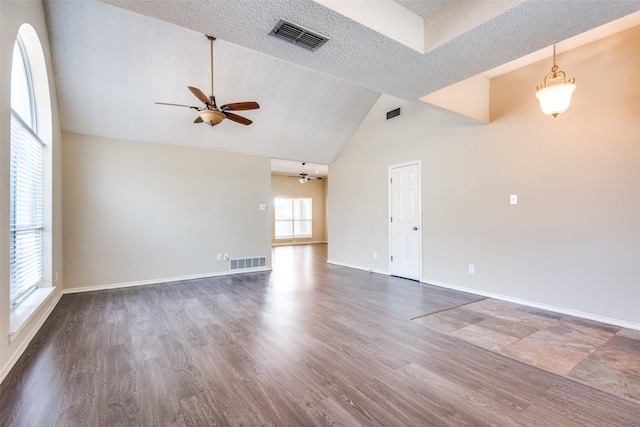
<box><xmin>535</xmin><ymin>44</ymin><xmax>576</xmax><ymax>118</ymax></box>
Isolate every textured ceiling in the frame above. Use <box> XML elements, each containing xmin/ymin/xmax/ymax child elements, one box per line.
<box><xmin>44</xmin><ymin>0</ymin><xmax>379</xmax><ymax>165</ymax></box>
<box><xmin>98</xmin><ymin>0</ymin><xmax>640</xmax><ymax>99</ymax></box>
<box><xmin>44</xmin><ymin>0</ymin><xmax>640</xmax><ymax>169</ymax></box>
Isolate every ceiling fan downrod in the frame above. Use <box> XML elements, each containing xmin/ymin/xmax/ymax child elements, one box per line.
<box><xmin>206</xmin><ymin>35</ymin><xmax>216</xmax><ymax>107</ymax></box>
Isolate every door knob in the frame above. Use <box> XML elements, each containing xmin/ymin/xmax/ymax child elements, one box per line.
<box><xmin>412</xmin><ymin>226</ymin><xmax>418</xmax><ymax>231</ymax></box>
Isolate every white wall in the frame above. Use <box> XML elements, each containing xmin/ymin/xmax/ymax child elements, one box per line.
<box><xmin>63</xmin><ymin>133</ymin><xmax>272</xmax><ymax>290</ymax></box>
<box><xmin>0</xmin><ymin>0</ymin><xmax>64</xmax><ymax>382</ymax></box>
<box><xmin>271</xmin><ymin>174</ymin><xmax>327</xmax><ymax>245</ymax></box>
<box><xmin>329</xmin><ymin>26</ymin><xmax>640</xmax><ymax>327</ymax></box>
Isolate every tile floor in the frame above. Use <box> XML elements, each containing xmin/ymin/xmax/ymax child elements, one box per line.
<box><xmin>412</xmin><ymin>298</ymin><xmax>640</xmax><ymax>403</ymax></box>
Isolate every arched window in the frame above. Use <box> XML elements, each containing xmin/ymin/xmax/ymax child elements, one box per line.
<box><xmin>9</xmin><ymin>28</ymin><xmax>47</xmax><ymax>306</ymax></box>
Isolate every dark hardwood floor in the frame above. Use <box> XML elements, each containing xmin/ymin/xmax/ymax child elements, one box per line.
<box><xmin>2</xmin><ymin>244</ymin><xmax>639</xmax><ymax>426</ymax></box>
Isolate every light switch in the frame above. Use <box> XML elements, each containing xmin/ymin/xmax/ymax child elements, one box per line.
<box><xmin>510</xmin><ymin>195</ymin><xmax>518</xmax><ymax>205</ymax></box>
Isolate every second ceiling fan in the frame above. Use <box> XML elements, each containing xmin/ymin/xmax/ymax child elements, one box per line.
<box><xmin>156</xmin><ymin>35</ymin><xmax>259</xmax><ymax>127</ymax></box>
<box><xmin>290</xmin><ymin>163</ymin><xmax>324</xmax><ymax>184</ymax></box>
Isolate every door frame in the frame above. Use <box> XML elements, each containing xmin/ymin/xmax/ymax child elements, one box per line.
<box><xmin>388</xmin><ymin>160</ymin><xmax>422</xmax><ymax>280</ymax></box>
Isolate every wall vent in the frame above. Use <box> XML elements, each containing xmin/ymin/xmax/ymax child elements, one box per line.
<box><xmin>386</xmin><ymin>108</ymin><xmax>401</xmax><ymax>120</ymax></box>
<box><xmin>269</xmin><ymin>19</ymin><xmax>329</xmax><ymax>51</ymax></box>
<box><xmin>229</xmin><ymin>256</ymin><xmax>267</xmax><ymax>271</ymax></box>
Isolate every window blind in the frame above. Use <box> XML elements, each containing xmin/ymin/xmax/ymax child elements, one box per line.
<box><xmin>274</xmin><ymin>197</ymin><xmax>312</xmax><ymax>239</ymax></box>
<box><xmin>10</xmin><ymin>112</ymin><xmax>44</xmax><ymax>305</ymax></box>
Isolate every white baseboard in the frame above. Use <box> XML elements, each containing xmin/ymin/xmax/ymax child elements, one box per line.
<box><xmin>423</xmin><ymin>278</ymin><xmax>640</xmax><ymax>331</ymax></box>
<box><xmin>64</xmin><ymin>267</ymin><xmax>272</xmax><ymax>294</ymax></box>
<box><xmin>272</xmin><ymin>241</ymin><xmax>327</xmax><ymax>247</ymax></box>
<box><xmin>327</xmin><ymin>259</ymin><xmax>390</xmax><ymax>276</ymax></box>
<box><xmin>1</xmin><ymin>291</ymin><xmax>64</xmax><ymax>385</ymax></box>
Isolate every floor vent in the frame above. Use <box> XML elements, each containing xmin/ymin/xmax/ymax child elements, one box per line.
<box><xmin>387</xmin><ymin>108</ymin><xmax>401</xmax><ymax>120</ymax></box>
<box><xmin>229</xmin><ymin>256</ymin><xmax>267</xmax><ymax>271</ymax></box>
<box><xmin>269</xmin><ymin>19</ymin><xmax>329</xmax><ymax>51</ymax></box>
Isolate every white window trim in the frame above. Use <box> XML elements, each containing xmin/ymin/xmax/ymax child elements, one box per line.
<box><xmin>15</xmin><ymin>34</ymin><xmax>37</xmax><ymax>130</ymax></box>
<box><xmin>9</xmin><ymin>287</ymin><xmax>55</xmax><ymax>341</ymax></box>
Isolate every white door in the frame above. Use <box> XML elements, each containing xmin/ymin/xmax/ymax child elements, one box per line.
<box><xmin>390</xmin><ymin>162</ymin><xmax>421</xmax><ymax>280</ymax></box>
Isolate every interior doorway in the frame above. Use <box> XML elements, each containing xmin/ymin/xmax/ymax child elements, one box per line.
<box><xmin>389</xmin><ymin>161</ymin><xmax>422</xmax><ymax>280</ymax></box>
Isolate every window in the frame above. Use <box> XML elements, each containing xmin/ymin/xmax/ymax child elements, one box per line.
<box><xmin>10</xmin><ymin>34</ymin><xmax>45</xmax><ymax>306</ymax></box>
<box><xmin>274</xmin><ymin>197</ymin><xmax>312</xmax><ymax>239</ymax></box>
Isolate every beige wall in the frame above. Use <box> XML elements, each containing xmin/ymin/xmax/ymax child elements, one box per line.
<box><xmin>63</xmin><ymin>133</ymin><xmax>272</xmax><ymax>289</ymax></box>
<box><xmin>329</xmin><ymin>26</ymin><xmax>640</xmax><ymax>326</ymax></box>
<box><xmin>0</xmin><ymin>1</ymin><xmax>64</xmax><ymax>382</ymax></box>
<box><xmin>271</xmin><ymin>174</ymin><xmax>327</xmax><ymax>245</ymax></box>
<box><xmin>323</xmin><ymin>177</ymin><xmax>328</xmax><ymax>242</ymax></box>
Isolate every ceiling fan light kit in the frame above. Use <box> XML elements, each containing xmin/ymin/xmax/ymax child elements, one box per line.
<box><xmin>155</xmin><ymin>34</ymin><xmax>259</xmax><ymax>127</ymax></box>
<box><xmin>199</xmin><ymin>109</ymin><xmax>226</xmax><ymax>127</ymax></box>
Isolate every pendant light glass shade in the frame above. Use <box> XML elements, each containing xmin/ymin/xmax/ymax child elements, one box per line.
<box><xmin>536</xmin><ymin>45</ymin><xmax>575</xmax><ymax>118</ymax></box>
<box><xmin>536</xmin><ymin>83</ymin><xmax>576</xmax><ymax>117</ymax></box>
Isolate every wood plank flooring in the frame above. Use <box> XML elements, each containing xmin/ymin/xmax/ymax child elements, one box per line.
<box><xmin>2</xmin><ymin>244</ymin><xmax>639</xmax><ymax>426</ymax></box>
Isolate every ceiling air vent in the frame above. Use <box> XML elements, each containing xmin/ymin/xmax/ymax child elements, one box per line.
<box><xmin>387</xmin><ymin>108</ymin><xmax>401</xmax><ymax>120</ymax></box>
<box><xmin>269</xmin><ymin>19</ymin><xmax>329</xmax><ymax>51</ymax></box>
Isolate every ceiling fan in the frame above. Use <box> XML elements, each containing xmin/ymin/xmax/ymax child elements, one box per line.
<box><xmin>289</xmin><ymin>163</ymin><xmax>324</xmax><ymax>184</ymax></box>
<box><xmin>155</xmin><ymin>35</ymin><xmax>259</xmax><ymax>127</ymax></box>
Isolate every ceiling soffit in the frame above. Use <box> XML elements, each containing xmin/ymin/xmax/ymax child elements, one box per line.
<box><xmin>318</xmin><ymin>0</ymin><xmax>525</xmax><ymax>54</ymax></box>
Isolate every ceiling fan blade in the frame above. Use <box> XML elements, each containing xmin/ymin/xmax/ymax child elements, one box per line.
<box><xmin>308</xmin><ymin>176</ymin><xmax>324</xmax><ymax>180</ymax></box>
<box><xmin>156</xmin><ymin>102</ymin><xmax>199</xmax><ymax>109</ymax></box>
<box><xmin>220</xmin><ymin>102</ymin><xmax>260</xmax><ymax>111</ymax></box>
<box><xmin>194</xmin><ymin>116</ymin><xmax>203</xmax><ymax>123</ymax></box>
<box><xmin>188</xmin><ymin>86</ymin><xmax>211</xmax><ymax>106</ymax></box>
<box><xmin>224</xmin><ymin>112</ymin><xmax>252</xmax><ymax>125</ymax></box>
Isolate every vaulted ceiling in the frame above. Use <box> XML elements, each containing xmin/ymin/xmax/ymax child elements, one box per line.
<box><xmin>44</xmin><ymin>0</ymin><xmax>640</xmax><ymax>167</ymax></box>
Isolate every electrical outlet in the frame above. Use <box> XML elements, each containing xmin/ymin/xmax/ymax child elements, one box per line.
<box><xmin>373</xmin><ymin>251</ymin><xmax>378</xmax><ymax>259</ymax></box>
<box><xmin>217</xmin><ymin>254</ymin><xmax>222</xmax><ymax>261</ymax></box>
<box><xmin>510</xmin><ymin>195</ymin><xmax>518</xmax><ymax>205</ymax></box>
<box><xmin>468</xmin><ymin>264</ymin><xmax>475</xmax><ymax>274</ymax></box>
